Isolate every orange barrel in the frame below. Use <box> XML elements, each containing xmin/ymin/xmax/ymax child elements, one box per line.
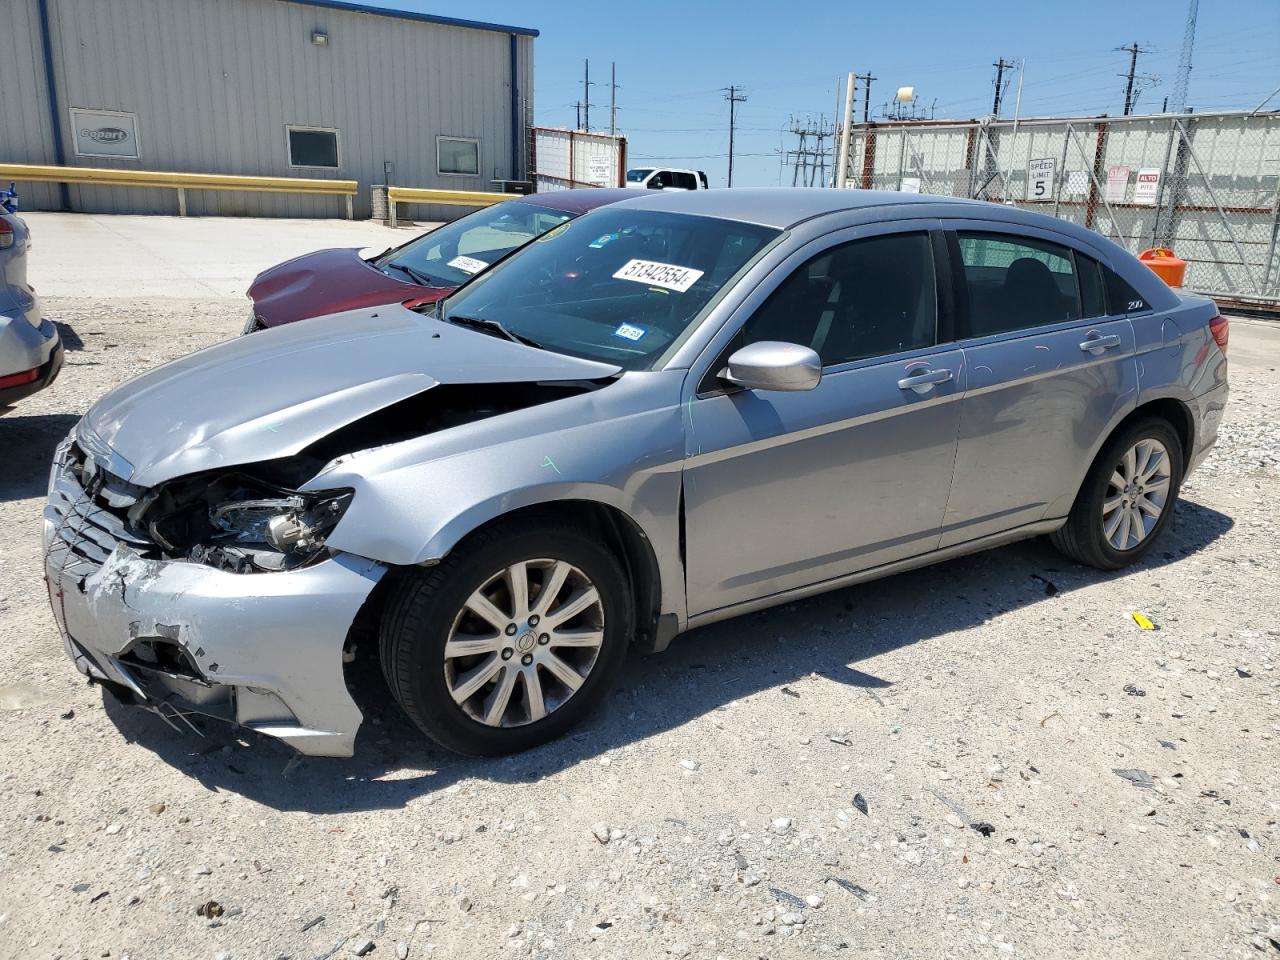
<box><xmin>1138</xmin><ymin>247</ymin><xmax>1187</xmax><ymax>288</ymax></box>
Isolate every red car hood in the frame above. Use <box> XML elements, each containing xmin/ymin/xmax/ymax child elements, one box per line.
<box><xmin>248</xmin><ymin>248</ymin><xmax>453</xmax><ymax>328</ymax></box>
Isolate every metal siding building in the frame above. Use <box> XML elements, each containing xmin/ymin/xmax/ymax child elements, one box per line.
<box><xmin>1</xmin><ymin>0</ymin><xmax>536</xmax><ymax>218</ymax></box>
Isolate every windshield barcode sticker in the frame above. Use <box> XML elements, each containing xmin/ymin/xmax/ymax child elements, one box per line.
<box><xmin>447</xmin><ymin>255</ymin><xmax>489</xmax><ymax>275</ymax></box>
<box><xmin>612</xmin><ymin>259</ymin><xmax>704</xmax><ymax>293</ymax></box>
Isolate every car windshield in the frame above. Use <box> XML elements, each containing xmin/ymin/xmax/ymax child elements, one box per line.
<box><xmin>379</xmin><ymin>200</ymin><xmax>575</xmax><ymax>287</ymax></box>
<box><xmin>626</xmin><ymin>168</ymin><xmax>654</xmax><ymax>183</ymax></box>
<box><xmin>440</xmin><ymin>209</ymin><xmax>781</xmax><ymax>370</ymax></box>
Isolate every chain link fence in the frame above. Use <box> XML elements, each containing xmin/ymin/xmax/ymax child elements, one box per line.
<box><xmin>843</xmin><ymin>111</ymin><xmax>1280</xmax><ymax>306</ymax></box>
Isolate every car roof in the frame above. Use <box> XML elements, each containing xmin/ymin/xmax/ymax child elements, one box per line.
<box><xmin>520</xmin><ymin>188</ymin><xmax>634</xmax><ymax>215</ymax></box>
<box><xmin>611</xmin><ymin>187</ymin><xmax>993</xmax><ymax>228</ymax></box>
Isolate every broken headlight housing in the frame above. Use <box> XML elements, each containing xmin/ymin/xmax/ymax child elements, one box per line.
<box><xmin>134</xmin><ymin>472</ymin><xmax>353</xmax><ymax>573</ymax></box>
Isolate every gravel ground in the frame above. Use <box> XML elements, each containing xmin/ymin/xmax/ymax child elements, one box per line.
<box><xmin>1</xmin><ymin>295</ymin><xmax>1278</xmax><ymax>960</ymax></box>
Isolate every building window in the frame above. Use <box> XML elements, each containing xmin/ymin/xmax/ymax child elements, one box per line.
<box><xmin>287</xmin><ymin>126</ymin><xmax>340</xmax><ymax>168</ymax></box>
<box><xmin>438</xmin><ymin>137</ymin><xmax>480</xmax><ymax>176</ymax></box>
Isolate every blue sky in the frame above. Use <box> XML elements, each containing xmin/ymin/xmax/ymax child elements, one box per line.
<box><xmin>395</xmin><ymin>0</ymin><xmax>1280</xmax><ymax>188</ymax></box>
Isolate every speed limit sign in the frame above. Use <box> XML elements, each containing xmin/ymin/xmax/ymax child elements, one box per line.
<box><xmin>1027</xmin><ymin>157</ymin><xmax>1056</xmax><ymax>201</ymax></box>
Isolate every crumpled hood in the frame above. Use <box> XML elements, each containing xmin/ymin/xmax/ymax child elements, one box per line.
<box><xmin>81</xmin><ymin>305</ymin><xmax>620</xmax><ymax>487</ymax></box>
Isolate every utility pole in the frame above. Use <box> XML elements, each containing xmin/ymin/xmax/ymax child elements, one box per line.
<box><xmin>991</xmin><ymin>58</ymin><xmax>1014</xmax><ymax>116</ymax></box>
<box><xmin>836</xmin><ymin>72</ymin><xmax>856</xmax><ymax>188</ymax></box>
<box><xmin>575</xmin><ymin>102</ymin><xmax>582</xmax><ymax>131</ymax></box>
<box><xmin>857</xmin><ymin>72</ymin><xmax>876</xmax><ymax>123</ymax></box>
<box><xmin>1169</xmin><ymin>0</ymin><xmax>1199</xmax><ymax>113</ymax></box>
<box><xmin>609</xmin><ymin>62</ymin><xmax>620</xmax><ymax>136</ymax></box>
<box><xmin>724</xmin><ymin>85</ymin><xmax>747</xmax><ymax>187</ymax></box>
<box><xmin>1117</xmin><ymin>42</ymin><xmax>1159</xmax><ymax>115</ymax></box>
<box><xmin>583</xmin><ymin>59</ymin><xmax>590</xmax><ymax>131</ymax></box>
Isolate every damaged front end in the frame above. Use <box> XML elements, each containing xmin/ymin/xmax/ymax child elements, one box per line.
<box><xmin>43</xmin><ymin>436</ymin><xmax>384</xmax><ymax>756</ymax></box>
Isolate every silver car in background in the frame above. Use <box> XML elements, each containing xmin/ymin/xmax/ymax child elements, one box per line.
<box><xmin>43</xmin><ymin>189</ymin><xmax>1228</xmax><ymax>757</ymax></box>
<box><xmin>1</xmin><ymin>189</ymin><xmax>62</xmax><ymax>413</ymax></box>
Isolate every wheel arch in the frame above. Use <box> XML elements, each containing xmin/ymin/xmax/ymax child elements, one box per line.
<box><xmin>356</xmin><ymin>497</ymin><xmax>669</xmax><ymax>657</ymax></box>
<box><xmin>1110</xmin><ymin>396</ymin><xmax>1194</xmax><ymax>463</ymax></box>
<box><xmin>1048</xmin><ymin>393</ymin><xmax>1195</xmax><ymax>522</ymax></box>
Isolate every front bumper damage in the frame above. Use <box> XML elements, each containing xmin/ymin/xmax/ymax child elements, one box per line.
<box><xmin>43</xmin><ymin>443</ymin><xmax>384</xmax><ymax>757</ymax></box>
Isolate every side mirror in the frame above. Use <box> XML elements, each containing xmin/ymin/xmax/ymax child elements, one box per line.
<box><xmin>720</xmin><ymin>341</ymin><xmax>822</xmax><ymax>392</ymax></box>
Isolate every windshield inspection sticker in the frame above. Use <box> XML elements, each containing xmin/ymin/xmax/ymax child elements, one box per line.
<box><xmin>613</xmin><ymin>323</ymin><xmax>647</xmax><ymax>342</ymax></box>
<box><xmin>447</xmin><ymin>255</ymin><xmax>489</xmax><ymax>275</ymax></box>
<box><xmin>613</xmin><ymin>259</ymin><xmax>704</xmax><ymax>293</ymax></box>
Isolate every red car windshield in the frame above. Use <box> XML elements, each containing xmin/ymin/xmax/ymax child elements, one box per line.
<box><xmin>378</xmin><ymin>200</ymin><xmax>574</xmax><ymax>288</ymax></box>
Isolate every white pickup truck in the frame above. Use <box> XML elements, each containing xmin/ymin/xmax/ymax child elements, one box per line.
<box><xmin>625</xmin><ymin>167</ymin><xmax>709</xmax><ymax>190</ymax></box>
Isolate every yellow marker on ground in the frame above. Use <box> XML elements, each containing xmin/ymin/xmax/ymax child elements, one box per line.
<box><xmin>1131</xmin><ymin>611</ymin><xmax>1156</xmax><ymax>630</ymax></box>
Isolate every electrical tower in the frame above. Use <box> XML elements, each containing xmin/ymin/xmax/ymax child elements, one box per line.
<box><xmin>783</xmin><ymin>115</ymin><xmax>832</xmax><ymax>187</ymax></box>
<box><xmin>1169</xmin><ymin>0</ymin><xmax>1198</xmax><ymax>113</ymax></box>
<box><xmin>723</xmin><ymin>86</ymin><xmax>747</xmax><ymax>187</ymax></box>
<box><xmin>1117</xmin><ymin>42</ymin><xmax>1159</xmax><ymax>115</ymax></box>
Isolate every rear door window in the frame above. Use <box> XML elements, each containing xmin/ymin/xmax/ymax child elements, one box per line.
<box><xmin>672</xmin><ymin>172</ymin><xmax>698</xmax><ymax>190</ymax></box>
<box><xmin>955</xmin><ymin>232</ymin><xmax>1082</xmax><ymax>337</ymax></box>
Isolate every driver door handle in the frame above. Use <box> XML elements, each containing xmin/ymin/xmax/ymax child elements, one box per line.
<box><xmin>1079</xmin><ymin>333</ymin><xmax>1122</xmax><ymax>354</ymax></box>
<box><xmin>897</xmin><ymin>368</ymin><xmax>953</xmax><ymax>395</ymax></box>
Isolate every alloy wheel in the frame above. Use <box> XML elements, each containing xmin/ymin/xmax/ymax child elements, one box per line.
<box><xmin>1101</xmin><ymin>438</ymin><xmax>1171</xmax><ymax>551</ymax></box>
<box><xmin>443</xmin><ymin>559</ymin><xmax>605</xmax><ymax>727</ymax></box>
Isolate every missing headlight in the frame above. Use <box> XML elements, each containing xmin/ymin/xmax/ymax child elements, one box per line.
<box><xmin>136</xmin><ymin>471</ymin><xmax>352</xmax><ymax>573</ymax></box>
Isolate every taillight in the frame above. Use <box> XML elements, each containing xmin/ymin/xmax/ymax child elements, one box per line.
<box><xmin>1208</xmin><ymin>314</ymin><xmax>1229</xmax><ymax>355</ymax></box>
<box><xmin>0</xmin><ymin>367</ymin><xmax>39</xmax><ymax>389</ymax></box>
<box><xmin>0</xmin><ymin>219</ymin><xmax>12</xmax><ymax>250</ymax></box>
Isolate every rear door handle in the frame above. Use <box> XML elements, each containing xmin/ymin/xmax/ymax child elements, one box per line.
<box><xmin>1079</xmin><ymin>333</ymin><xmax>1122</xmax><ymax>354</ymax></box>
<box><xmin>897</xmin><ymin>368</ymin><xmax>953</xmax><ymax>395</ymax></box>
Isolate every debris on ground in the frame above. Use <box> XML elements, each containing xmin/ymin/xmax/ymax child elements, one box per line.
<box><xmin>1113</xmin><ymin>768</ymin><xmax>1155</xmax><ymax>788</ymax></box>
<box><xmin>852</xmin><ymin>793</ymin><xmax>869</xmax><ymax>816</ymax></box>
<box><xmin>1123</xmin><ymin>683</ymin><xmax>1147</xmax><ymax>697</ymax></box>
<box><xmin>196</xmin><ymin>900</ymin><xmax>224</xmax><ymax>919</ymax></box>
<box><xmin>1130</xmin><ymin>611</ymin><xmax>1157</xmax><ymax>630</ymax></box>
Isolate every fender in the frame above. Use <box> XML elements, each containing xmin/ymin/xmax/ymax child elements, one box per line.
<box><xmin>311</xmin><ymin>370</ymin><xmax>690</xmax><ymax>625</ymax></box>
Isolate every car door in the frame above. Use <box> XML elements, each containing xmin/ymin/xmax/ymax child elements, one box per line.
<box><xmin>682</xmin><ymin>223</ymin><xmax>965</xmax><ymax>617</ymax></box>
<box><xmin>939</xmin><ymin>222</ymin><xmax>1138</xmax><ymax>548</ymax></box>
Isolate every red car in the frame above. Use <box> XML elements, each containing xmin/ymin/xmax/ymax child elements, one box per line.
<box><xmin>245</xmin><ymin>188</ymin><xmax>633</xmax><ymax>333</ymax></box>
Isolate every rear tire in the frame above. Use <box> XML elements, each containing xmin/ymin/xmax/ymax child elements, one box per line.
<box><xmin>379</xmin><ymin>519</ymin><xmax>633</xmax><ymax>756</ymax></box>
<box><xmin>1050</xmin><ymin>417</ymin><xmax>1184</xmax><ymax>570</ymax></box>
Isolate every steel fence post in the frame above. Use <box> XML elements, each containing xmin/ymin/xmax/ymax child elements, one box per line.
<box><xmin>1150</xmin><ymin>118</ymin><xmax>1177</xmax><ymax>245</ymax></box>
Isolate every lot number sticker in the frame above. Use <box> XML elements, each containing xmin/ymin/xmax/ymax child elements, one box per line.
<box><xmin>1027</xmin><ymin>157</ymin><xmax>1056</xmax><ymax>201</ymax></box>
<box><xmin>613</xmin><ymin>259</ymin><xmax>704</xmax><ymax>293</ymax></box>
<box><xmin>447</xmin><ymin>255</ymin><xmax>489</xmax><ymax>274</ymax></box>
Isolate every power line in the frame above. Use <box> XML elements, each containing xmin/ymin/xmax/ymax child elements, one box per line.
<box><xmin>723</xmin><ymin>85</ymin><xmax>747</xmax><ymax>187</ymax></box>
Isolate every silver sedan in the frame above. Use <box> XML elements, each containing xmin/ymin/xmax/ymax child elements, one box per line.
<box><xmin>44</xmin><ymin>189</ymin><xmax>1228</xmax><ymax>756</ymax></box>
<box><xmin>1</xmin><ymin>200</ymin><xmax>62</xmax><ymax>413</ymax></box>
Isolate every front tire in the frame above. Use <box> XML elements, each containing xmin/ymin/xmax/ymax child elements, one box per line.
<box><xmin>1050</xmin><ymin>417</ymin><xmax>1184</xmax><ymax>570</ymax></box>
<box><xmin>379</xmin><ymin>520</ymin><xmax>633</xmax><ymax>756</ymax></box>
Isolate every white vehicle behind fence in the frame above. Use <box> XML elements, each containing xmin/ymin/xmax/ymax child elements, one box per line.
<box><xmin>625</xmin><ymin>167</ymin><xmax>709</xmax><ymax>190</ymax></box>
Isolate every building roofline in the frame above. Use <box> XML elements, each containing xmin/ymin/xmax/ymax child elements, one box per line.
<box><xmin>281</xmin><ymin>0</ymin><xmax>539</xmax><ymax>37</ymax></box>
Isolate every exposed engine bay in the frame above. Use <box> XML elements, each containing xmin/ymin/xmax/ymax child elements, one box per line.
<box><xmin>76</xmin><ymin>380</ymin><xmax>609</xmax><ymax>574</ymax></box>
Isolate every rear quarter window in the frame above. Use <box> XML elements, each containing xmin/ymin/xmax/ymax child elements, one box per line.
<box><xmin>1104</xmin><ymin>267</ymin><xmax>1151</xmax><ymax>314</ymax></box>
